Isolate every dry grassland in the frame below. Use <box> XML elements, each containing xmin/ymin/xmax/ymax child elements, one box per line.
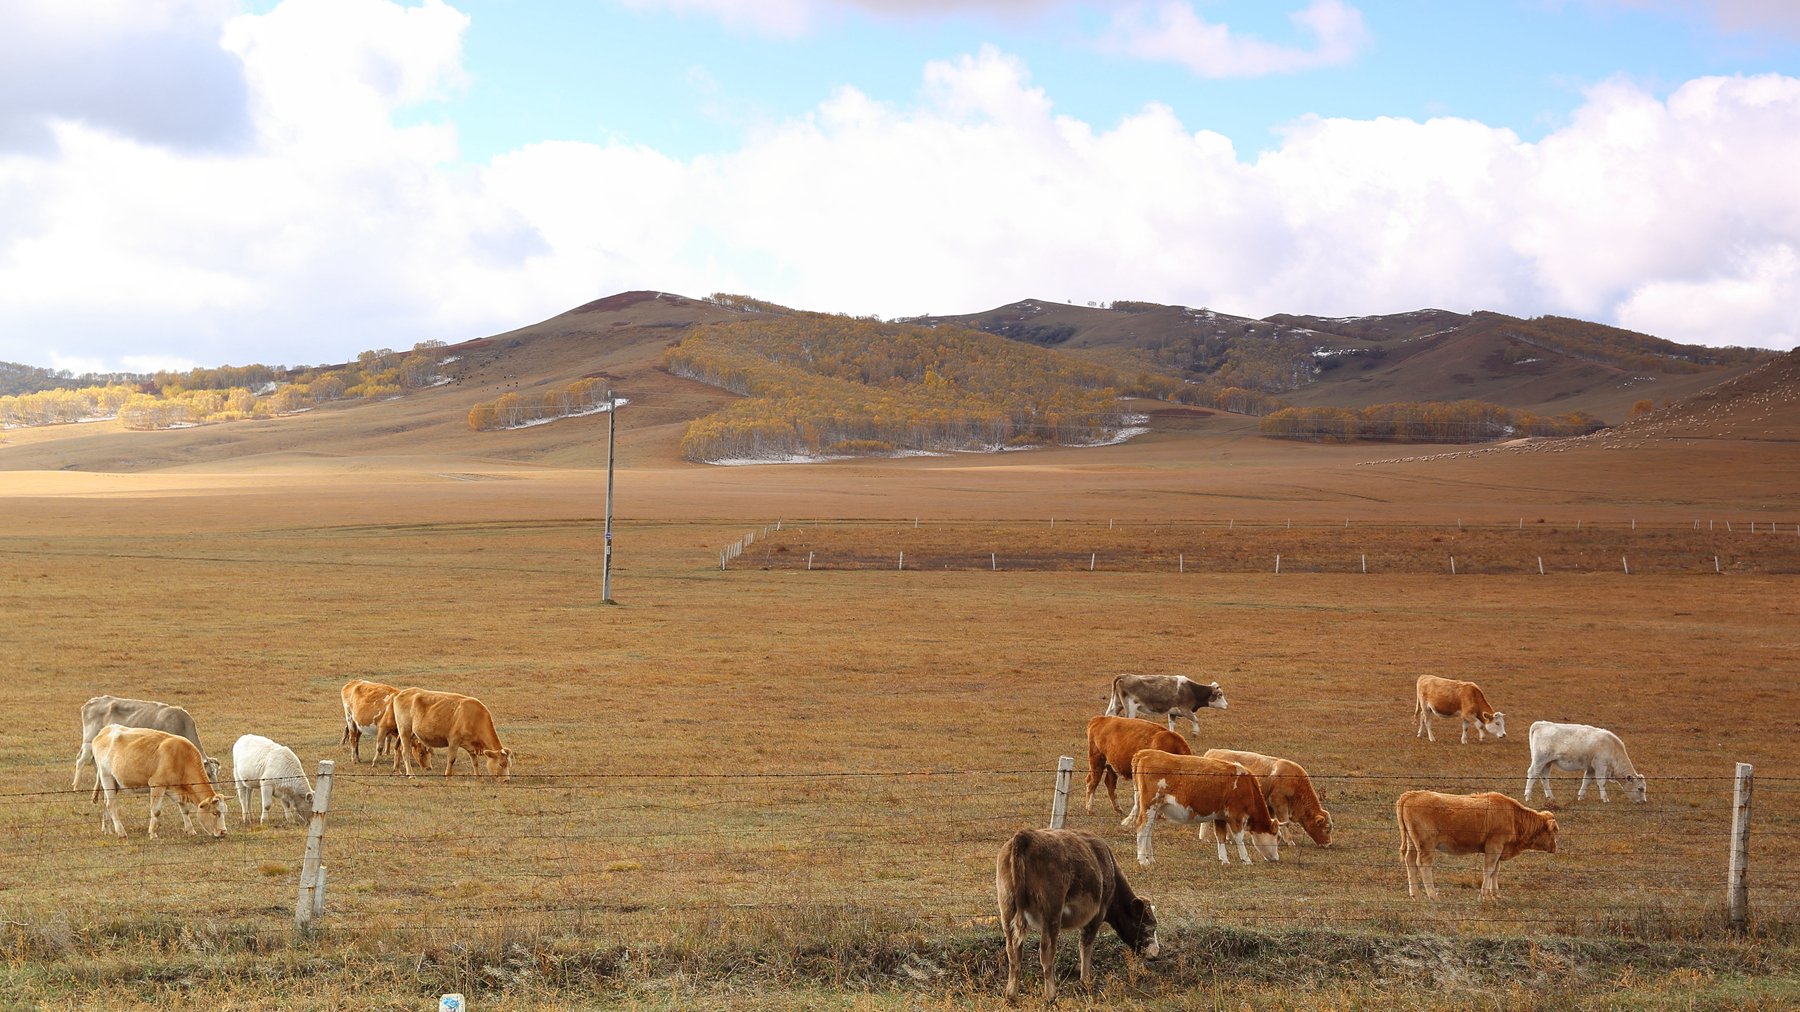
<box><xmin>2</xmin><ymin>468</ymin><xmax>1798</xmax><ymax>1007</ymax></box>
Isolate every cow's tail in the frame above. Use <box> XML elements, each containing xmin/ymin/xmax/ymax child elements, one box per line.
<box><xmin>1394</xmin><ymin>795</ymin><xmax>1415</xmax><ymax>862</ymax></box>
<box><xmin>1105</xmin><ymin>677</ymin><xmax>1124</xmax><ymax>717</ymax></box>
<box><xmin>1003</xmin><ymin>830</ymin><xmax>1036</xmax><ymax>934</ymax></box>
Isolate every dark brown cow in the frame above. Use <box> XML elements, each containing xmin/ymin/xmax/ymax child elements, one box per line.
<box><xmin>1414</xmin><ymin>675</ymin><xmax>1506</xmax><ymax>744</ymax></box>
<box><xmin>392</xmin><ymin>688</ymin><xmax>512</xmax><ymax>780</ymax></box>
<box><xmin>1105</xmin><ymin>674</ymin><xmax>1227</xmax><ymax>735</ymax></box>
<box><xmin>1085</xmin><ymin>715</ymin><xmax>1192</xmax><ymax>823</ymax></box>
<box><xmin>995</xmin><ymin>828</ymin><xmax>1159</xmax><ymax>1002</ymax></box>
<box><xmin>1396</xmin><ymin>791</ymin><xmax>1557</xmax><ymax>901</ymax></box>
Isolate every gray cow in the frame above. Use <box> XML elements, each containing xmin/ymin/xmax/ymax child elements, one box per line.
<box><xmin>1105</xmin><ymin>674</ymin><xmax>1228</xmax><ymax>735</ymax></box>
<box><xmin>73</xmin><ymin>695</ymin><xmax>221</xmax><ymax>790</ymax></box>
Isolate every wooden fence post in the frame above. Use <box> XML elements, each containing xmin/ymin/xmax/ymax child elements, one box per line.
<box><xmin>1728</xmin><ymin>762</ymin><xmax>1754</xmax><ymax>928</ymax></box>
<box><xmin>295</xmin><ymin>759</ymin><xmax>335</xmax><ymax>929</ymax></box>
<box><xmin>1049</xmin><ymin>756</ymin><xmax>1074</xmax><ymax>830</ymax></box>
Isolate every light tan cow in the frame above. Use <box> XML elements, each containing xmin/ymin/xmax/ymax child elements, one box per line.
<box><xmin>340</xmin><ymin>679</ymin><xmax>429</xmax><ymax>766</ymax></box>
<box><xmin>1414</xmin><ymin>675</ymin><xmax>1506</xmax><ymax>744</ymax></box>
<box><xmin>1395</xmin><ymin>791</ymin><xmax>1556</xmax><ymax>901</ymax></box>
<box><xmin>1131</xmin><ymin>750</ymin><xmax>1280</xmax><ymax>866</ymax></box>
<box><xmin>1085</xmin><ymin>715</ymin><xmax>1192</xmax><ymax>822</ymax></box>
<box><xmin>391</xmin><ymin>688</ymin><xmax>512</xmax><ymax>781</ymax></box>
<box><xmin>1201</xmin><ymin>748</ymin><xmax>1333</xmax><ymax>847</ymax></box>
<box><xmin>90</xmin><ymin>725</ymin><xmax>228</xmax><ymax>839</ymax></box>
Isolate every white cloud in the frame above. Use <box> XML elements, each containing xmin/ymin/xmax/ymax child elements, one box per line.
<box><xmin>4</xmin><ymin>0</ymin><xmax>1800</xmax><ymax>375</ymax></box>
<box><xmin>1603</xmin><ymin>0</ymin><xmax>1800</xmax><ymax>39</ymax></box>
<box><xmin>1103</xmin><ymin>0</ymin><xmax>1371</xmax><ymax>78</ymax></box>
<box><xmin>610</xmin><ymin>0</ymin><xmax>1074</xmax><ymax>37</ymax></box>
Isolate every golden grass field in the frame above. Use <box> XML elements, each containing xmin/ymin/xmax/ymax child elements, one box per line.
<box><xmin>3</xmin><ymin>360</ymin><xmax>1799</xmax><ymax>1008</ymax></box>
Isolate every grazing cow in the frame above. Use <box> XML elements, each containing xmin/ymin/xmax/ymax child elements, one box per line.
<box><xmin>341</xmin><ymin>680</ymin><xmax>431</xmax><ymax>769</ymax></box>
<box><xmin>995</xmin><ymin>828</ymin><xmax>1159</xmax><ymax>1002</ymax></box>
<box><xmin>1201</xmin><ymin>749</ymin><xmax>1333</xmax><ymax>847</ymax></box>
<box><xmin>232</xmin><ymin>734</ymin><xmax>314</xmax><ymax>825</ymax></box>
<box><xmin>73</xmin><ymin>695</ymin><xmax>221</xmax><ymax>790</ymax></box>
<box><xmin>1414</xmin><ymin>676</ymin><xmax>1506</xmax><ymax>744</ymax></box>
<box><xmin>1524</xmin><ymin>721</ymin><xmax>1648</xmax><ymax>803</ymax></box>
<box><xmin>391</xmin><ymin>688</ymin><xmax>512</xmax><ymax>780</ymax></box>
<box><xmin>1105</xmin><ymin>674</ymin><xmax>1227</xmax><ymax>735</ymax></box>
<box><xmin>90</xmin><ymin>725</ymin><xmax>228</xmax><ymax>839</ymax></box>
<box><xmin>1130</xmin><ymin>750</ymin><xmax>1280</xmax><ymax>866</ymax></box>
<box><xmin>1085</xmin><ymin>716</ymin><xmax>1192</xmax><ymax>821</ymax></box>
<box><xmin>1395</xmin><ymin>791</ymin><xmax>1556</xmax><ymax>901</ymax></box>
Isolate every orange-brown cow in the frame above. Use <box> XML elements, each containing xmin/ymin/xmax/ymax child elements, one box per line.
<box><xmin>1201</xmin><ymin>748</ymin><xmax>1333</xmax><ymax>847</ymax></box>
<box><xmin>392</xmin><ymin>688</ymin><xmax>512</xmax><ymax>781</ymax></box>
<box><xmin>90</xmin><ymin>725</ymin><xmax>228</xmax><ymax>839</ymax></box>
<box><xmin>1131</xmin><ymin>750</ymin><xmax>1280</xmax><ymax>866</ymax></box>
<box><xmin>341</xmin><ymin>680</ymin><xmax>431</xmax><ymax>769</ymax></box>
<box><xmin>1085</xmin><ymin>716</ymin><xmax>1192</xmax><ymax>823</ymax></box>
<box><xmin>1395</xmin><ymin>791</ymin><xmax>1557</xmax><ymax>901</ymax></box>
<box><xmin>1414</xmin><ymin>675</ymin><xmax>1506</xmax><ymax>744</ymax></box>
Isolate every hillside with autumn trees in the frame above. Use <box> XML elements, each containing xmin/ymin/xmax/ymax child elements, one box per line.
<box><xmin>1259</xmin><ymin>401</ymin><xmax>1604</xmax><ymax>443</ymax></box>
<box><xmin>663</xmin><ymin>313</ymin><xmax>1133</xmax><ymax>461</ymax></box>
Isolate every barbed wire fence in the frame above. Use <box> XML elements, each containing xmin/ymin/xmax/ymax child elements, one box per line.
<box><xmin>714</xmin><ymin>517</ymin><xmax>1800</xmax><ymax>575</ymax></box>
<box><xmin>3</xmin><ymin>763</ymin><xmax>1794</xmax><ymax>954</ymax></box>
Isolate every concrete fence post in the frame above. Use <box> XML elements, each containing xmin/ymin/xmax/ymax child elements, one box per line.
<box><xmin>1049</xmin><ymin>756</ymin><xmax>1075</xmax><ymax>830</ymax></box>
<box><xmin>1729</xmin><ymin>762</ymin><xmax>1754</xmax><ymax>928</ymax></box>
<box><xmin>295</xmin><ymin>759</ymin><xmax>335</xmax><ymax>929</ymax></box>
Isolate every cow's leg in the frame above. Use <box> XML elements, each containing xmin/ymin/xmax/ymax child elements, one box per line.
<box><xmin>1231</xmin><ymin>823</ymin><xmax>1254</xmax><ymax>865</ymax></box>
<box><xmin>1078</xmin><ymin>917</ymin><xmax>1103</xmax><ymax>986</ymax></box>
<box><xmin>442</xmin><ymin>739</ymin><xmax>460</xmax><ymax>777</ymax></box>
<box><xmin>1577</xmin><ymin>769</ymin><xmax>1592</xmax><ymax>800</ymax></box>
<box><xmin>1418</xmin><ymin>850</ymin><xmax>1438</xmax><ymax>900</ymax></box>
<box><xmin>1135</xmin><ymin>806</ymin><xmax>1158</xmax><ymax>865</ymax></box>
<box><xmin>348</xmin><ymin>724</ymin><xmax>362</xmax><ymax>763</ymax></box>
<box><xmin>174</xmin><ymin>799</ymin><xmax>199</xmax><ymax>835</ymax></box>
<box><xmin>1525</xmin><ymin>759</ymin><xmax>1553</xmax><ymax>801</ymax></box>
<box><xmin>1277</xmin><ymin>820</ymin><xmax>1295</xmax><ymax>847</ymax></box>
<box><xmin>1187</xmin><ymin>711</ymin><xmax>1201</xmax><ymax>736</ymax></box>
<box><xmin>260</xmin><ymin>782</ymin><xmax>275</xmax><ymax>824</ymax></box>
<box><xmin>1084</xmin><ymin>755</ymin><xmax>1104</xmax><ymax>814</ymax></box>
<box><xmin>1480</xmin><ymin>845</ymin><xmax>1502</xmax><ymax>901</ymax></box>
<box><xmin>1419</xmin><ymin>707</ymin><xmax>1435</xmax><ymax>742</ymax></box>
<box><xmin>1400</xmin><ymin>833</ymin><xmax>1419</xmax><ymax>897</ymax></box>
<box><xmin>147</xmin><ymin>786</ymin><xmax>166</xmax><ymax>840</ymax></box>
<box><xmin>1460</xmin><ymin>714</ymin><xmax>1470</xmax><ymax>745</ymax></box>
<box><xmin>72</xmin><ymin>739</ymin><xmax>94</xmax><ymax>790</ymax></box>
<box><xmin>98</xmin><ymin>772</ymin><xmax>123</xmax><ymax>835</ymax></box>
<box><xmin>1039</xmin><ymin>919</ymin><xmax>1060</xmax><ymax>1002</ymax></box>
<box><xmin>236</xmin><ymin>778</ymin><xmax>254</xmax><ymax>825</ymax></box>
<box><xmin>1001</xmin><ymin>909</ymin><xmax>1023</xmax><ymax>1002</ymax></box>
<box><xmin>1122</xmin><ymin>787</ymin><xmax>1141</xmax><ymax>827</ymax></box>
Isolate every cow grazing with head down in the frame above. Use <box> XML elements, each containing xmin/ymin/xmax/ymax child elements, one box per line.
<box><xmin>1105</xmin><ymin>674</ymin><xmax>1227</xmax><ymax>735</ymax></box>
<box><xmin>90</xmin><ymin>725</ymin><xmax>228</xmax><ymax>839</ymax></box>
<box><xmin>392</xmin><ymin>688</ymin><xmax>512</xmax><ymax>781</ymax></box>
<box><xmin>1131</xmin><ymin>750</ymin><xmax>1280</xmax><ymax>866</ymax></box>
<box><xmin>340</xmin><ymin>680</ymin><xmax>431</xmax><ymax>769</ymax></box>
<box><xmin>74</xmin><ymin>695</ymin><xmax>220</xmax><ymax>791</ymax></box>
<box><xmin>1524</xmin><ymin>721</ymin><xmax>1647</xmax><ymax>803</ymax></box>
<box><xmin>232</xmin><ymin>734</ymin><xmax>314</xmax><ymax>826</ymax></box>
<box><xmin>1395</xmin><ymin>791</ymin><xmax>1556</xmax><ymax>901</ymax></box>
<box><xmin>995</xmin><ymin>827</ymin><xmax>1159</xmax><ymax>1003</ymax></box>
<box><xmin>1085</xmin><ymin>716</ymin><xmax>1192</xmax><ymax>822</ymax></box>
<box><xmin>1201</xmin><ymin>748</ymin><xmax>1333</xmax><ymax>847</ymax></box>
<box><xmin>1414</xmin><ymin>675</ymin><xmax>1506</xmax><ymax>744</ymax></box>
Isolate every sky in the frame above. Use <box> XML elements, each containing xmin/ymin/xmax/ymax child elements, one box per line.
<box><xmin>3</xmin><ymin>0</ymin><xmax>1799</xmax><ymax>374</ymax></box>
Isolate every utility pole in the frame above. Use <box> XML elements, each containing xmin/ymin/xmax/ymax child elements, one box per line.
<box><xmin>603</xmin><ymin>389</ymin><xmax>616</xmax><ymax>603</ymax></box>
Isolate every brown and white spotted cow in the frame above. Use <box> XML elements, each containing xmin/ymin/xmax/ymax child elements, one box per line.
<box><xmin>994</xmin><ymin>828</ymin><xmax>1159</xmax><ymax>1002</ymax></box>
<box><xmin>1396</xmin><ymin>790</ymin><xmax>1557</xmax><ymax>901</ymax></box>
<box><xmin>1085</xmin><ymin>715</ymin><xmax>1193</xmax><ymax>823</ymax></box>
<box><xmin>1414</xmin><ymin>675</ymin><xmax>1506</xmax><ymax>744</ymax></box>
<box><xmin>1201</xmin><ymin>748</ymin><xmax>1333</xmax><ymax>847</ymax></box>
<box><xmin>1105</xmin><ymin>674</ymin><xmax>1228</xmax><ymax>735</ymax></box>
<box><xmin>1130</xmin><ymin>750</ymin><xmax>1280</xmax><ymax>866</ymax></box>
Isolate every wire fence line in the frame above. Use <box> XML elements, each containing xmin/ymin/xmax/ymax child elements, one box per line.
<box><xmin>1</xmin><ymin>767</ymin><xmax>1793</xmax><ymax>944</ymax></box>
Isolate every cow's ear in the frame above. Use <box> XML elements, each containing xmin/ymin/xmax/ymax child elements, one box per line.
<box><xmin>1210</xmin><ymin>681</ymin><xmax>1220</xmax><ymax>688</ymax></box>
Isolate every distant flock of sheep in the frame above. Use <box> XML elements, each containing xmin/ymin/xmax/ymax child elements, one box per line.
<box><xmin>996</xmin><ymin>672</ymin><xmax>1647</xmax><ymax>1001</ymax></box>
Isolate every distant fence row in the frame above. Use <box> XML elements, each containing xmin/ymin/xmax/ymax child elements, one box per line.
<box><xmin>3</xmin><ymin>767</ymin><xmax>1794</xmax><ymax>947</ymax></box>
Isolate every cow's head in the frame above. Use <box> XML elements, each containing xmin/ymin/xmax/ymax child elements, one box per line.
<box><xmin>1115</xmin><ymin>898</ymin><xmax>1159</xmax><ymax>959</ymax></box>
<box><xmin>1482</xmin><ymin>711</ymin><xmax>1507</xmax><ymax>739</ymax></box>
<box><xmin>1303</xmin><ymin>807</ymin><xmax>1333</xmax><ymax>847</ymax></box>
<box><xmin>202</xmin><ymin>756</ymin><xmax>223</xmax><ymax>785</ymax></box>
<box><xmin>1532</xmin><ymin>812</ymin><xmax>1558</xmax><ymax>854</ymax></box>
<box><xmin>1251</xmin><ymin>830</ymin><xmax>1281</xmax><ymax>862</ymax></box>
<box><xmin>1206</xmin><ymin>682</ymin><xmax>1228</xmax><ymax>710</ymax></box>
<box><xmin>193</xmin><ymin>795</ymin><xmax>229</xmax><ymax>838</ymax></box>
<box><xmin>483</xmin><ymin>747</ymin><xmax>513</xmax><ymax>782</ymax></box>
<box><xmin>1622</xmin><ymin>773</ymin><xmax>1649</xmax><ymax>803</ymax></box>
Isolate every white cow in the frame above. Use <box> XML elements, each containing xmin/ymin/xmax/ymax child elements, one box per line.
<box><xmin>231</xmin><ymin>735</ymin><xmax>314</xmax><ymax>825</ymax></box>
<box><xmin>1524</xmin><ymin>721</ymin><xmax>1647</xmax><ymax>803</ymax></box>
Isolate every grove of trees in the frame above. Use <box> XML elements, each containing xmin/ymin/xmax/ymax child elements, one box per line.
<box><xmin>468</xmin><ymin>378</ymin><xmax>613</xmax><ymax>430</ymax></box>
<box><xmin>1259</xmin><ymin>400</ymin><xmax>1604</xmax><ymax>443</ymax></box>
